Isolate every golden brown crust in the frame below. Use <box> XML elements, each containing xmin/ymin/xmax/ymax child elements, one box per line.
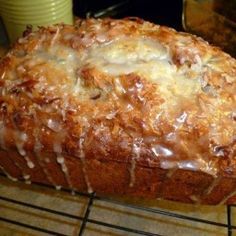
<box><xmin>0</xmin><ymin>18</ymin><xmax>235</xmax><ymax>204</ymax></box>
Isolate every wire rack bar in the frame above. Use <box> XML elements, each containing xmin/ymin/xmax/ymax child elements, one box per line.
<box><xmin>94</xmin><ymin>195</ymin><xmax>235</xmax><ymax>229</ymax></box>
<box><xmin>0</xmin><ymin>173</ymin><xmax>235</xmax><ymax>236</ymax></box>
<box><xmin>87</xmin><ymin>218</ymin><xmax>163</xmax><ymax>236</ymax></box>
<box><xmin>227</xmin><ymin>205</ymin><xmax>232</xmax><ymax>236</ymax></box>
<box><xmin>78</xmin><ymin>192</ymin><xmax>95</xmax><ymax>236</ymax></box>
<box><xmin>0</xmin><ymin>193</ymin><xmax>161</xmax><ymax>236</ymax></box>
<box><xmin>0</xmin><ymin>195</ymin><xmax>83</xmax><ymax>221</ymax></box>
<box><xmin>0</xmin><ymin>216</ymin><xmax>67</xmax><ymax>236</ymax></box>
<box><xmin>34</xmin><ymin>178</ymin><xmax>236</xmax><ymax>231</ymax></box>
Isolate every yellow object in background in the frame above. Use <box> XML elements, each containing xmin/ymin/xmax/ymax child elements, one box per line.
<box><xmin>183</xmin><ymin>0</ymin><xmax>236</xmax><ymax>58</ymax></box>
<box><xmin>0</xmin><ymin>0</ymin><xmax>73</xmax><ymax>43</ymax></box>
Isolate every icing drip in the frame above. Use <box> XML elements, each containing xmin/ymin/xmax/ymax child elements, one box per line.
<box><xmin>159</xmin><ymin>155</ymin><xmax>218</xmax><ymax>177</ymax></box>
<box><xmin>5</xmin><ymin>155</ymin><xmax>26</xmax><ymax>182</ymax></box>
<box><xmin>55</xmin><ymin>185</ymin><xmax>62</xmax><ymax>190</ymax></box>
<box><xmin>0</xmin><ymin>164</ymin><xmax>18</xmax><ymax>181</ymax></box>
<box><xmin>79</xmin><ymin>136</ymin><xmax>93</xmax><ymax>193</ymax></box>
<box><xmin>25</xmin><ymin>156</ymin><xmax>35</xmax><ymax>169</ymax></box>
<box><xmin>151</xmin><ymin>145</ymin><xmax>173</xmax><ymax>158</ymax></box>
<box><xmin>33</xmin><ymin>129</ymin><xmax>57</xmax><ymax>186</ymax></box>
<box><xmin>0</xmin><ymin>19</ymin><xmax>233</xmax><ymax>205</ymax></box>
<box><xmin>23</xmin><ymin>174</ymin><xmax>31</xmax><ymax>184</ymax></box>
<box><xmin>15</xmin><ymin>131</ymin><xmax>27</xmax><ymax>156</ymax></box>
<box><xmin>204</xmin><ymin>176</ymin><xmax>222</xmax><ymax>196</ymax></box>
<box><xmin>50</xmin><ymin>27</ymin><xmax>60</xmax><ymax>46</ymax></box>
<box><xmin>23</xmin><ymin>174</ymin><xmax>30</xmax><ymax>180</ymax></box>
<box><xmin>220</xmin><ymin>189</ymin><xmax>236</xmax><ymax>205</ymax></box>
<box><xmin>189</xmin><ymin>195</ymin><xmax>200</xmax><ymax>203</ymax></box>
<box><xmin>201</xmin><ymin>174</ymin><xmax>236</xmax><ymax>205</ymax></box>
<box><xmin>0</xmin><ymin>128</ymin><xmax>30</xmax><ymax>180</ymax></box>
<box><xmin>14</xmin><ymin>131</ymin><xmax>36</xmax><ymax>182</ymax></box>
<box><xmin>47</xmin><ymin>119</ymin><xmax>62</xmax><ymax>132</ymax></box>
<box><xmin>53</xmin><ymin>140</ymin><xmax>73</xmax><ymax>189</ymax></box>
<box><xmin>56</xmin><ymin>154</ymin><xmax>71</xmax><ymax>184</ymax></box>
<box><xmin>129</xmin><ymin>138</ymin><xmax>143</xmax><ymax>187</ymax></box>
<box><xmin>174</xmin><ymin>112</ymin><xmax>188</xmax><ymax>129</ymax></box>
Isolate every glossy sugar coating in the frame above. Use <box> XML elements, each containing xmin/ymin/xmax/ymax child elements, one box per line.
<box><xmin>0</xmin><ymin>18</ymin><xmax>235</xmax><ymax>204</ymax></box>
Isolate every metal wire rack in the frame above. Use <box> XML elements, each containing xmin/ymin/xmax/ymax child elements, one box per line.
<box><xmin>0</xmin><ymin>172</ymin><xmax>235</xmax><ymax>236</ymax></box>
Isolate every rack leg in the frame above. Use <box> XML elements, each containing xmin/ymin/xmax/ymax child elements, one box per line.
<box><xmin>78</xmin><ymin>192</ymin><xmax>95</xmax><ymax>236</ymax></box>
<box><xmin>227</xmin><ymin>205</ymin><xmax>232</xmax><ymax>236</ymax></box>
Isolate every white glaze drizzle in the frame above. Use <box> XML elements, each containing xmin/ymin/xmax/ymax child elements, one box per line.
<box><xmin>156</xmin><ymin>137</ymin><xmax>218</xmax><ymax>177</ymax></box>
<box><xmin>6</xmin><ymin>130</ymin><xmax>32</xmax><ymax>182</ymax></box>
<box><xmin>79</xmin><ymin>136</ymin><xmax>93</xmax><ymax>193</ymax></box>
<box><xmin>0</xmin><ymin>164</ymin><xmax>18</xmax><ymax>182</ymax></box>
<box><xmin>47</xmin><ymin>119</ymin><xmax>63</xmax><ymax>132</ymax></box>
<box><xmin>151</xmin><ymin>145</ymin><xmax>173</xmax><ymax>158</ymax></box>
<box><xmin>129</xmin><ymin>159</ymin><xmax>136</xmax><ymax>187</ymax></box>
<box><xmin>6</xmin><ymin>155</ymin><xmax>27</xmax><ymax>182</ymax></box>
<box><xmin>189</xmin><ymin>195</ymin><xmax>200</xmax><ymax>204</ymax></box>
<box><xmin>14</xmin><ymin>131</ymin><xmax>36</xmax><ymax>183</ymax></box>
<box><xmin>23</xmin><ymin>174</ymin><xmax>30</xmax><ymax>180</ymax></box>
<box><xmin>204</xmin><ymin>176</ymin><xmax>222</xmax><ymax>196</ymax></box>
<box><xmin>25</xmin><ymin>156</ymin><xmax>35</xmax><ymax>169</ymax></box>
<box><xmin>219</xmin><ymin>189</ymin><xmax>236</xmax><ymax>205</ymax></box>
<box><xmin>55</xmin><ymin>185</ymin><xmax>62</xmax><ymax>191</ymax></box>
<box><xmin>174</xmin><ymin>112</ymin><xmax>188</xmax><ymax>129</ymax></box>
<box><xmin>33</xmin><ymin>128</ymin><xmax>57</xmax><ymax>187</ymax></box>
<box><xmin>53</xmin><ymin>139</ymin><xmax>73</xmax><ymax>189</ymax></box>
<box><xmin>0</xmin><ymin>24</ymin><xmax>232</xmax><ymax>202</ymax></box>
<box><xmin>15</xmin><ymin>131</ymin><xmax>27</xmax><ymax>156</ymax></box>
<box><xmin>50</xmin><ymin>27</ymin><xmax>60</xmax><ymax>46</ymax></box>
<box><xmin>129</xmin><ymin>138</ymin><xmax>143</xmax><ymax>187</ymax></box>
<box><xmin>23</xmin><ymin>174</ymin><xmax>31</xmax><ymax>184</ymax></box>
<box><xmin>159</xmin><ymin>158</ymin><xmax>218</xmax><ymax>177</ymax></box>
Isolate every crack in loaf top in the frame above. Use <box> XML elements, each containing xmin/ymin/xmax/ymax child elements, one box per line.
<box><xmin>0</xmin><ymin>18</ymin><xmax>235</xmax><ymax>178</ymax></box>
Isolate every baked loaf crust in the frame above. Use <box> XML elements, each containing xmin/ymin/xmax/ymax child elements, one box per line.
<box><xmin>0</xmin><ymin>18</ymin><xmax>235</xmax><ymax>204</ymax></box>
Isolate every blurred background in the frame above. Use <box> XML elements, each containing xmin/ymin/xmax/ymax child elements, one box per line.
<box><xmin>73</xmin><ymin>0</ymin><xmax>183</xmax><ymax>30</ymax></box>
<box><xmin>0</xmin><ymin>0</ymin><xmax>235</xmax><ymax>57</ymax></box>
<box><xmin>72</xmin><ymin>0</ymin><xmax>236</xmax><ymax>57</ymax></box>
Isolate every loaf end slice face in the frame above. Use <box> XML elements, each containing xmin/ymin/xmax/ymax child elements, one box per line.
<box><xmin>0</xmin><ymin>18</ymin><xmax>235</xmax><ymax>204</ymax></box>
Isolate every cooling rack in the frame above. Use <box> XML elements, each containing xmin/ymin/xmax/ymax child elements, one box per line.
<box><xmin>0</xmin><ymin>173</ymin><xmax>235</xmax><ymax>236</ymax></box>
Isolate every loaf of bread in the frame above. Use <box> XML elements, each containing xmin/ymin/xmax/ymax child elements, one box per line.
<box><xmin>0</xmin><ymin>18</ymin><xmax>235</xmax><ymax>204</ymax></box>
